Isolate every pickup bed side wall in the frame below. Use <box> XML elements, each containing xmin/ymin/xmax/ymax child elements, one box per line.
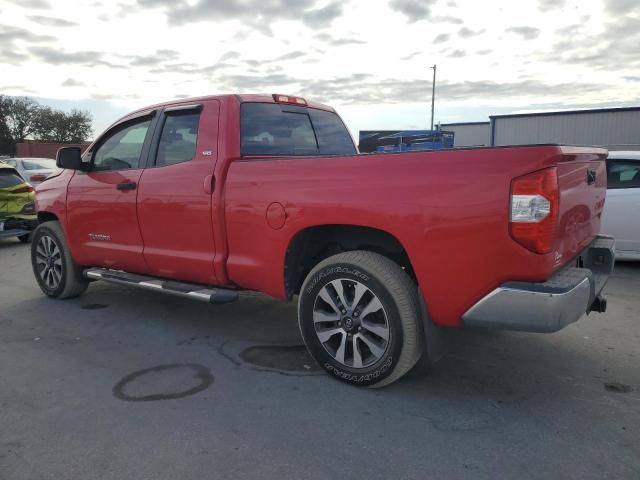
<box><xmin>223</xmin><ymin>146</ymin><xmax>569</xmax><ymax>327</ymax></box>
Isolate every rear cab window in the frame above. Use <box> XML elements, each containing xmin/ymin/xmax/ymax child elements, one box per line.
<box><xmin>241</xmin><ymin>103</ymin><xmax>356</xmax><ymax>157</ymax></box>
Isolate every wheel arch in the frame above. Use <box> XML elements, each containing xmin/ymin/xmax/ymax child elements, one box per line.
<box><xmin>37</xmin><ymin>211</ymin><xmax>59</xmax><ymax>224</ymax></box>
<box><xmin>284</xmin><ymin>224</ymin><xmax>416</xmax><ymax>300</ymax></box>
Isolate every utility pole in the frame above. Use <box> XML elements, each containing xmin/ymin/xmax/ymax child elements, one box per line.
<box><xmin>430</xmin><ymin>64</ymin><xmax>436</xmax><ymax>131</ymax></box>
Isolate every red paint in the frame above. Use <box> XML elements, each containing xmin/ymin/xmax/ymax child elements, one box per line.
<box><xmin>35</xmin><ymin>94</ymin><xmax>608</xmax><ymax>328</ymax></box>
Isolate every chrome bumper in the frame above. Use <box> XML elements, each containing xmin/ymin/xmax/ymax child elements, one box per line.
<box><xmin>463</xmin><ymin>235</ymin><xmax>615</xmax><ymax>333</ymax></box>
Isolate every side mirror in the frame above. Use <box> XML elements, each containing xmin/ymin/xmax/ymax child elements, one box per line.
<box><xmin>56</xmin><ymin>147</ymin><xmax>86</xmax><ymax>170</ymax></box>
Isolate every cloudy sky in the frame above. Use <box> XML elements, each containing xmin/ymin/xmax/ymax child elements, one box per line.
<box><xmin>1</xmin><ymin>0</ymin><xmax>639</xmax><ymax>137</ymax></box>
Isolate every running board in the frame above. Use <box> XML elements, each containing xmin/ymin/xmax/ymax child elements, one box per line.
<box><xmin>83</xmin><ymin>268</ymin><xmax>239</xmax><ymax>304</ymax></box>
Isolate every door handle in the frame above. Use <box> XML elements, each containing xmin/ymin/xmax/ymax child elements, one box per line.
<box><xmin>116</xmin><ymin>181</ymin><xmax>137</xmax><ymax>191</ymax></box>
<box><xmin>203</xmin><ymin>174</ymin><xmax>215</xmax><ymax>194</ymax></box>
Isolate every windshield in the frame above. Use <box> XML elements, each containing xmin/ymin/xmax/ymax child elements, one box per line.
<box><xmin>22</xmin><ymin>159</ymin><xmax>56</xmax><ymax>170</ymax></box>
<box><xmin>241</xmin><ymin>103</ymin><xmax>356</xmax><ymax>156</ymax></box>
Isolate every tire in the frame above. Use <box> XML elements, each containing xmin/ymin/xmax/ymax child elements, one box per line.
<box><xmin>31</xmin><ymin>221</ymin><xmax>89</xmax><ymax>299</ymax></box>
<box><xmin>18</xmin><ymin>233</ymin><xmax>31</xmax><ymax>243</ymax></box>
<box><xmin>298</xmin><ymin>251</ymin><xmax>422</xmax><ymax>388</ymax></box>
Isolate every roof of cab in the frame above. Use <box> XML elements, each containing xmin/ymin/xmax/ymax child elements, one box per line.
<box><xmin>125</xmin><ymin>93</ymin><xmax>335</xmax><ymax>120</ymax></box>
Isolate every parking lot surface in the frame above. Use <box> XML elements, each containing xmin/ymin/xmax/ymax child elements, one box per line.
<box><xmin>1</xmin><ymin>238</ymin><xmax>639</xmax><ymax>480</ymax></box>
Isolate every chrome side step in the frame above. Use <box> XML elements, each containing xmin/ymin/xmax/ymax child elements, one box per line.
<box><xmin>83</xmin><ymin>268</ymin><xmax>239</xmax><ymax>304</ymax></box>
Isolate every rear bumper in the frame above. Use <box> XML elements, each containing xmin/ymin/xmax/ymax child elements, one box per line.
<box><xmin>463</xmin><ymin>235</ymin><xmax>615</xmax><ymax>333</ymax></box>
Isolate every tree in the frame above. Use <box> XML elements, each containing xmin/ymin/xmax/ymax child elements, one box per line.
<box><xmin>34</xmin><ymin>107</ymin><xmax>93</xmax><ymax>143</ymax></box>
<box><xmin>0</xmin><ymin>95</ymin><xmax>15</xmax><ymax>155</ymax></box>
<box><xmin>65</xmin><ymin>109</ymin><xmax>93</xmax><ymax>143</ymax></box>
<box><xmin>3</xmin><ymin>96</ymin><xmax>41</xmax><ymax>143</ymax></box>
<box><xmin>0</xmin><ymin>95</ymin><xmax>93</xmax><ymax>151</ymax></box>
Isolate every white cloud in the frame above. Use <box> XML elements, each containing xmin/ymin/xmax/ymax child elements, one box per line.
<box><xmin>0</xmin><ymin>0</ymin><xmax>638</xmax><ymax>135</ymax></box>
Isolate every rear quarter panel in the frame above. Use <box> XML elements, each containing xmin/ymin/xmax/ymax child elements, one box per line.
<box><xmin>224</xmin><ymin>146</ymin><xmax>578</xmax><ymax>327</ymax></box>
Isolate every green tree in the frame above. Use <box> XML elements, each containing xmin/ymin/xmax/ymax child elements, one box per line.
<box><xmin>2</xmin><ymin>96</ymin><xmax>41</xmax><ymax>143</ymax></box>
<box><xmin>0</xmin><ymin>95</ymin><xmax>16</xmax><ymax>155</ymax></box>
<box><xmin>34</xmin><ymin>106</ymin><xmax>93</xmax><ymax>143</ymax></box>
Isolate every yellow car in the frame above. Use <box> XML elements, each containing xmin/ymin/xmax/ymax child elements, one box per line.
<box><xmin>0</xmin><ymin>162</ymin><xmax>37</xmax><ymax>243</ymax></box>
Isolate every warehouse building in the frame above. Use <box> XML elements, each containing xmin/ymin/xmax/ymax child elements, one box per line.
<box><xmin>362</xmin><ymin>106</ymin><xmax>640</xmax><ymax>150</ymax></box>
<box><xmin>489</xmin><ymin>106</ymin><xmax>640</xmax><ymax>149</ymax></box>
<box><xmin>439</xmin><ymin>122</ymin><xmax>490</xmax><ymax>147</ymax></box>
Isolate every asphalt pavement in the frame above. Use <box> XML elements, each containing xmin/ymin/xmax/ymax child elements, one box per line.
<box><xmin>1</xmin><ymin>237</ymin><xmax>639</xmax><ymax>479</ymax></box>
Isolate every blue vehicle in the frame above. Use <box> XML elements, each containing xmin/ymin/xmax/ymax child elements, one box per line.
<box><xmin>358</xmin><ymin>130</ymin><xmax>454</xmax><ymax>153</ymax></box>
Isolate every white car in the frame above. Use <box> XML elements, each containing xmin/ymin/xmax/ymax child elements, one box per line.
<box><xmin>2</xmin><ymin>157</ymin><xmax>60</xmax><ymax>187</ymax></box>
<box><xmin>601</xmin><ymin>151</ymin><xmax>640</xmax><ymax>260</ymax></box>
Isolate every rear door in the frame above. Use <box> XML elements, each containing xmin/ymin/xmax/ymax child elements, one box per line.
<box><xmin>601</xmin><ymin>158</ymin><xmax>640</xmax><ymax>253</ymax></box>
<box><xmin>65</xmin><ymin>111</ymin><xmax>156</xmax><ymax>271</ymax></box>
<box><xmin>136</xmin><ymin>100</ymin><xmax>220</xmax><ymax>285</ymax></box>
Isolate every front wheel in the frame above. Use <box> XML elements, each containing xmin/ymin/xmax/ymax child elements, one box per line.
<box><xmin>31</xmin><ymin>221</ymin><xmax>89</xmax><ymax>299</ymax></box>
<box><xmin>298</xmin><ymin>251</ymin><xmax>422</xmax><ymax>388</ymax></box>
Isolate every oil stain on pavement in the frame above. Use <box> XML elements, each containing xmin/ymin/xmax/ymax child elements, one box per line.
<box><xmin>219</xmin><ymin>340</ymin><xmax>322</xmax><ymax>376</ymax></box>
<box><xmin>113</xmin><ymin>363</ymin><xmax>214</xmax><ymax>402</ymax></box>
<box><xmin>240</xmin><ymin>344</ymin><xmax>320</xmax><ymax>373</ymax></box>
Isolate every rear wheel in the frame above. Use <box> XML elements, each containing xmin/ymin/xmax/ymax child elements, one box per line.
<box><xmin>31</xmin><ymin>221</ymin><xmax>88</xmax><ymax>299</ymax></box>
<box><xmin>298</xmin><ymin>251</ymin><xmax>422</xmax><ymax>388</ymax></box>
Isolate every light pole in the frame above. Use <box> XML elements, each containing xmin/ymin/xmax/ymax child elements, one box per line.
<box><xmin>430</xmin><ymin>64</ymin><xmax>436</xmax><ymax>131</ymax></box>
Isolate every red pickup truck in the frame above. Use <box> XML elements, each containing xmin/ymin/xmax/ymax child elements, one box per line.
<box><xmin>31</xmin><ymin>93</ymin><xmax>615</xmax><ymax>387</ymax></box>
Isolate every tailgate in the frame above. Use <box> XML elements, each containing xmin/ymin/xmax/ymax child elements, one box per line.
<box><xmin>554</xmin><ymin>147</ymin><xmax>608</xmax><ymax>267</ymax></box>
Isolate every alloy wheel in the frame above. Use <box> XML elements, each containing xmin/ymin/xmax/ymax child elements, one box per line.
<box><xmin>35</xmin><ymin>235</ymin><xmax>63</xmax><ymax>290</ymax></box>
<box><xmin>312</xmin><ymin>278</ymin><xmax>390</xmax><ymax>369</ymax></box>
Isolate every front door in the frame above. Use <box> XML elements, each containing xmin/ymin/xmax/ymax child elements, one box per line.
<box><xmin>66</xmin><ymin>113</ymin><xmax>156</xmax><ymax>272</ymax></box>
<box><xmin>136</xmin><ymin>100</ymin><xmax>220</xmax><ymax>285</ymax></box>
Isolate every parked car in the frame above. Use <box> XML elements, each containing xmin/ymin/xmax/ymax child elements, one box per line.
<box><xmin>2</xmin><ymin>157</ymin><xmax>59</xmax><ymax>187</ymax></box>
<box><xmin>601</xmin><ymin>151</ymin><xmax>640</xmax><ymax>260</ymax></box>
<box><xmin>0</xmin><ymin>163</ymin><xmax>37</xmax><ymax>242</ymax></box>
<box><xmin>30</xmin><ymin>93</ymin><xmax>614</xmax><ymax>387</ymax></box>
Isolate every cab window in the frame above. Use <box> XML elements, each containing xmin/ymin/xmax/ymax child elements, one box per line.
<box><xmin>155</xmin><ymin>111</ymin><xmax>200</xmax><ymax>166</ymax></box>
<box><xmin>93</xmin><ymin>118</ymin><xmax>151</xmax><ymax>171</ymax></box>
<box><xmin>240</xmin><ymin>103</ymin><xmax>356</xmax><ymax>156</ymax></box>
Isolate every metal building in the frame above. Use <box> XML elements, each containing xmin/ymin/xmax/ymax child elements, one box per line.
<box><xmin>440</xmin><ymin>122</ymin><xmax>490</xmax><ymax>147</ymax></box>
<box><xmin>490</xmin><ymin>107</ymin><xmax>640</xmax><ymax>149</ymax></box>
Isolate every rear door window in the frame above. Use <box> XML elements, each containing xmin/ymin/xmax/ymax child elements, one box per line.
<box><xmin>155</xmin><ymin>111</ymin><xmax>200</xmax><ymax>166</ymax></box>
<box><xmin>241</xmin><ymin>103</ymin><xmax>355</xmax><ymax>156</ymax></box>
<box><xmin>607</xmin><ymin>160</ymin><xmax>640</xmax><ymax>189</ymax></box>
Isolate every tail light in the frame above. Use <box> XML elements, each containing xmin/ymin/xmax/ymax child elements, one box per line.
<box><xmin>13</xmin><ymin>185</ymin><xmax>35</xmax><ymax>194</ymax></box>
<box><xmin>30</xmin><ymin>174</ymin><xmax>47</xmax><ymax>183</ymax></box>
<box><xmin>510</xmin><ymin>167</ymin><xmax>559</xmax><ymax>254</ymax></box>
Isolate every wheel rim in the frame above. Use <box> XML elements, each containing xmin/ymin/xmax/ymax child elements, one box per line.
<box><xmin>35</xmin><ymin>235</ymin><xmax>63</xmax><ymax>290</ymax></box>
<box><xmin>312</xmin><ymin>278</ymin><xmax>390</xmax><ymax>369</ymax></box>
